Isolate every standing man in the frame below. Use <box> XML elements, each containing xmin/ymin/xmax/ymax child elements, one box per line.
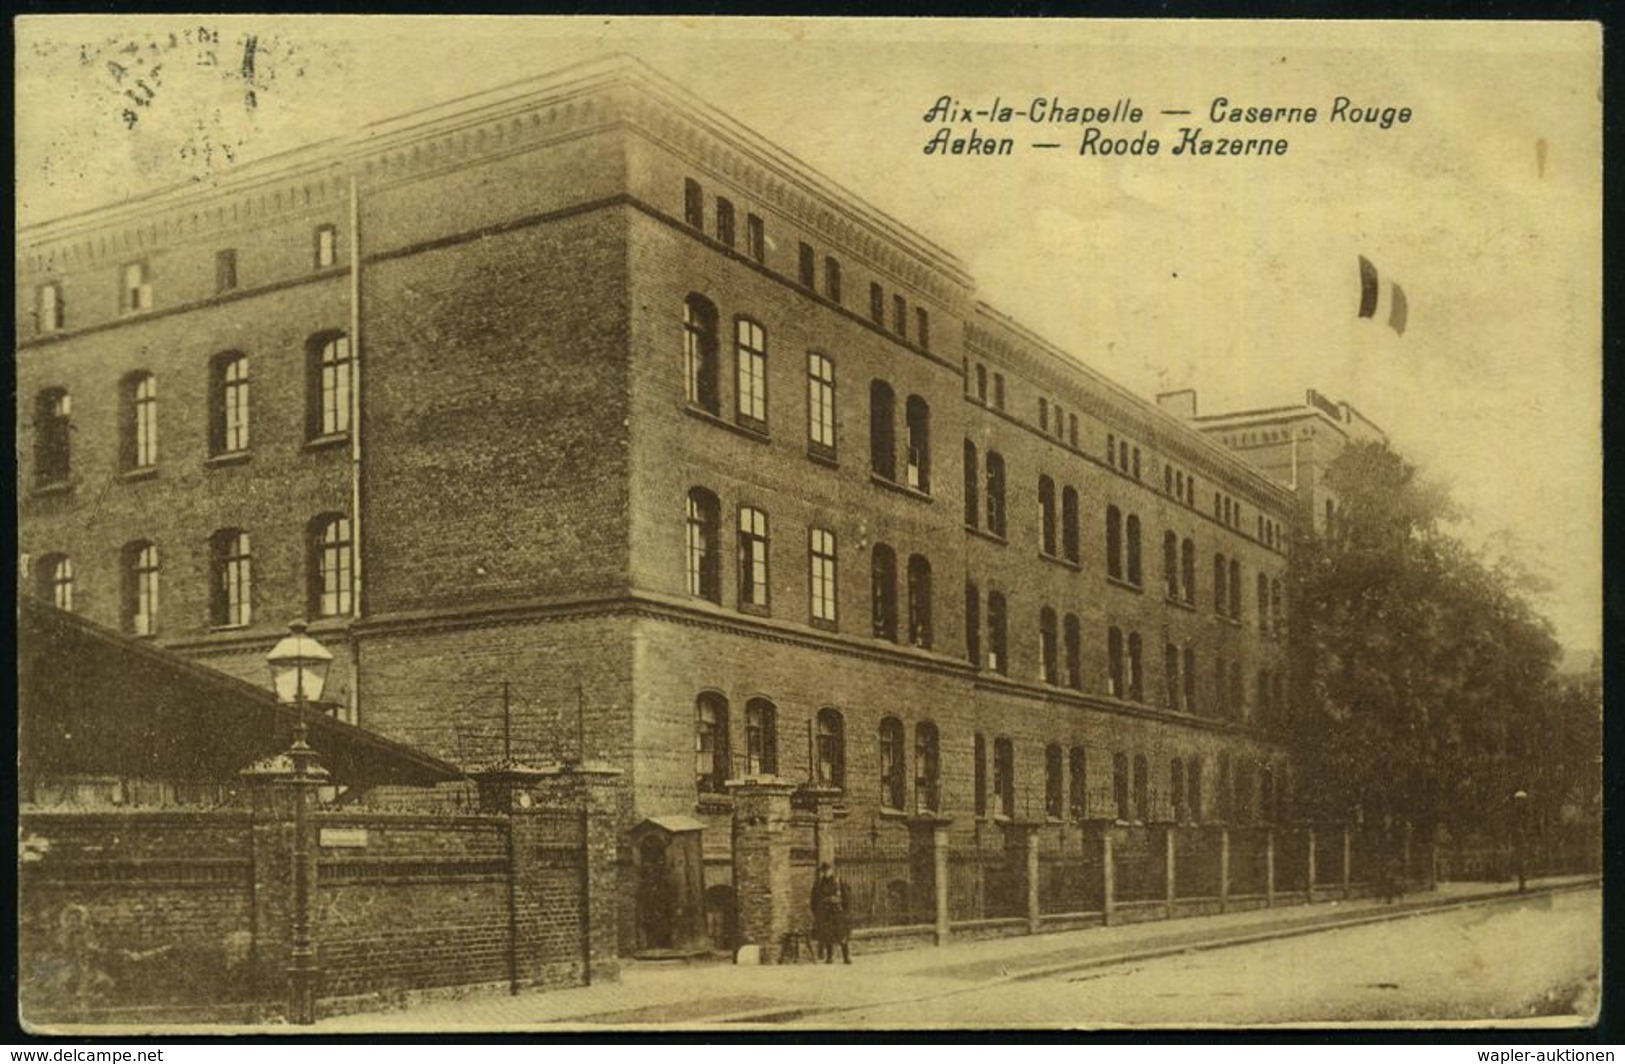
<box><xmin>811</xmin><ymin>863</ymin><xmax>852</xmax><ymax>964</ymax></box>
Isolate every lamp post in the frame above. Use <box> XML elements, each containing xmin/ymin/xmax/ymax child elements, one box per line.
<box><xmin>1511</xmin><ymin>789</ymin><xmax>1529</xmax><ymax>894</ymax></box>
<box><xmin>266</xmin><ymin>621</ymin><xmax>332</xmax><ymax>1026</ymax></box>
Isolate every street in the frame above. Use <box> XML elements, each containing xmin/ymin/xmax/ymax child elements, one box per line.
<box><xmin>802</xmin><ymin>888</ymin><xmax>1600</xmax><ymax>1027</ymax></box>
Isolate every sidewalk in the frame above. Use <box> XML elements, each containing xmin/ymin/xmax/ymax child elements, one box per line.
<box><xmin>314</xmin><ymin>874</ymin><xmax>1598</xmax><ymax>1031</ymax></box>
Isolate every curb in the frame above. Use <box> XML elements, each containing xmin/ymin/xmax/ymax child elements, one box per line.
<box><xmin>697</xmin><ymin>879</ymin><xmax>1600</xmax><ymax>1027</ymax></box>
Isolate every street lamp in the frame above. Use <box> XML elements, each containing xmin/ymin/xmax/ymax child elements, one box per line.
<box><xmin>1511</xmin><ymin>789</ymin><xmax>1529</xmax><ymax>894</ymax></box>
<box><xmin>266</xmin><ymin>621</ymin><xmax>332</xmax><ymax>1025</ymax></box>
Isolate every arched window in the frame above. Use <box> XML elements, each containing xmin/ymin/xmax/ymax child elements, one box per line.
<box><xmin>209</xmin><ymin>528</ymin><xmax>252</xmax><ymax>628</ymax></box>
<box><xmin>973</xmin><ymin>732</ymin><xmax>988</xmax><ymax>817</ymax></box>
<box><xmin>905</xmin><ymin>395</ymin><xmax>931</xmax><ymax>492</ymax></box>
<box><xmin>986</xmin><ymin>591</ymin><xmax>1008</xmax><ymax>674</ymax></box>
<box><xmin>36</xmin><ymin>281</ymin><xmax>63</xmax><ymax>332</ymax></box>
<box><xmin>975</xmin><ymin>364</ymin><xmax>988</xmax><ymax>402</ymax></box>
<box><xmin>1229</xmin><ymin>558</ymin><xmax>1242</xmax><ymax>619</ymax></box>
<box><xmin>1235</xmin><ymin>761</ymin><xmax>1254</xmax><ymax>823</ymax></box>
<box><xmin>1164</xmin><ymin>465</ymin><xmax>1174</xmax><ymax>494</ymax></box>
<box><xmin>1127</xmin><ymin>631</ymin><xmax>1144</xmax><ymax>702</ymax></box>
<box><xmin>1183</xmin><ymin>647</ymin><xmax>1197</xmax><ymax>713</ymax></box>
<box><xmin>686</xmin><ymin>488</ymin><xmax>721</xmax><ymax>602</ymax></box>
<box><xmin>684</xmin><ymin>178</ymin><xmax>704</xmax><ymax>228</ymax></box>
<box><xmin>683</xmin><ymin>295</ymin><xmax>720</xmax><ymax>413</ymax></box>
<box><xmin>34</xmin><ymin>388</ymin><xmax>72</xmax><ymax>486</ymax></box>
<box><xmin>1133</xmin><ymin>754</ymin><xmax>1150</xmax><ymax>822</ymax></box>
<box><xmin>1164</xmin><ymin>643</ymin><xmax>1180</xmax><ymax>709</ymax></box>
<box><xmin>308</xmin><ymin>514</ymin><xmax>353</xmax><ymax>617</ymax></box>
<box><xmin>915</xmin><ymin>721</ymin><xmax>941</xmax><ymax>813</ymax></box>
<box><xmin>745</xmin><ymin>698</ymin><xmax>777</xmax><ymax>776</ymax></box>
<box><xmin>806</xmin><ymin>352</ymin><xmax>836</xmax><ymax>455</ymax></box>
<box><xmin>1038</xmin><ymin>607</ymin><xmax>1058</xmax><ymax>684</ymax></box>
<box><xmin>993</xmin><ymin>737</ymin><xmax>1015</xmax><ymax>817</ymax></box>
<box><xmin>1213</xmin><ymin>553</ymin><xmax>1228</xmax><ymax>615</ymax></box>
<box><xmin>737</xmin><ymin>506</ymin><xmax>770</xmax><ymax>609</ymax></box>
<box><xmin>964</xmin><ymin>580</ymin><xmax>981</xmax><ymax>667</ymax></box>
<box><xmin>210</xmin><ymin>352</ymin><xmax>250</xmax><ymax>455</ymax></box>
<box><xmin>1215</xmin><ymin>656</ymin><xmax>1229</xmax><ymax>715</ymax></box>
<box><xmin>879</xmin><ymin>716</ymin><xmax>906</xmax><ymax>810</ymax></box>
<box><xmin>1230</xmin><ymin>661</ymin><xmax>1244</xmax><ymax>718</ymax></box>
<box><xmin>1068</xmin><ymin>746</ymin><xmax>1087</xmax><ymax>820</ymax></box>
<box><xmin>120</xmin><ymin>372</ymin><xmax>158</xmax><ymax>470</ymax></box>
<box><xmin>1063</xmin><ymin>613</ymin><xmax>1082</xmax><ymax>690</ymax></box>
<box><xmin>1257</xmin><ymin>573</ymin><xmax>1271</xmax><ymax>634</ymax></box>
<box><xmin>816</xmin><ymin>707</ymin><xmax>845</xmax><ymax>789</ymax></box>
<box><xmin>1119</xmin><ymin>440</ymin><xmax>1130</xmax><ymax>472</ymax></box>
<box><xmin>809</xmin><ymin>527</ymin><xmax>837</xmax><ymax>625</ymax></box>
<box><xmin>1105</xmin><ymin>506</ymin><xmax>1123</xmax><ymax>580</ymax></box>
<box><xmin>1217</xmin><ymin>752</ymin><xmax>1233</xmax><ymax>821</ymax></box>
<box><xmin>1038</xmin><ymin>475</ymin><xmax>1057</xmax><ymax>556</ymax></box>
<box><xmin>869</xmin><ymin>380</ymin><xmax>896</xmax><ymax>480</ymax></box>
<box><xmin>121</xmin><ymin>541</ymin><xmax>159</xmax><ymax>635</ymax></box>
<box><xmin>1181</xmin><ymin>539</ymin><xmax>1196</xmax><ymax>604</ymax></box>
<box><xmin>963</xmin><ymin>440</ymin><xmax>980</xmax><ymax>527</ymax></box>
<box><xmin>1105</xmin><ymin>433</ymin><xmax>1116</xmax><ymax>464</ymax></box>
<box><xmin>1044</xmin><ymin>744</ymin><xmax>1064</xmax><ymax>819</ymax></box>
<box><xmin>871</xmin><ymin>544</ymin><xmax>898</xmax><ymax>641</ymax></box>
<box><xmin>734</xmin><ymin>318</ymin><xmax>768</xmax><ymax>428</ymax></box>
<box><xmin>696</xmin><ymin>693</ymin><xmax>730</xmax><ymax>793</ymax></box>
<box><xmin>716</xmin><ymin>197</ymin><xmax>736</xmax><ymax>246</ymax></box>
<box><xmin>1111</xmin><ymin>752</ymin><xmax>1130</xmax><ymax>821</ymax></box>
<box><xmin>314</xmin><ymin>224</ymin><xmax>338</xmax><ymax>268</ymax></box>
<box><xmin>307</xmin><ymin>333</ymin><xmax>351</xmax><ymax>438</ymax></box>
<box><xmin>985</xmin><ymin>452</ymin><xmax>1007</xmax><ymax>537</ymax></box>
<box><xmin>1164</xmin><ymin>531</ymin><xmax>1179</xmax><ymax>598</ymax></box>
<box><xmin>36</xmin><ymin>553</ymin><xmax>74</xmax><ymax>611</ymax></box>
<box><xmin>906</xmin><ymin>554</ymin><xmax>933</xmax><ymax>648</ymax></box>
<box><xmin>1107</xmin><ymin>627</ymin><xmax>1125</xmax><ymax>697</ymax></box>
<box><xmin>1061</xmin><ymin>486</ymin><xmax>1080</xmax><ymax>563</ymax></box>
<box><xmin>1272</xmin><ymin>579</ymin><xmax>1285</xmax><ymax>634</ymax></box>
<box><xmin>1170</xmin><ymin>757</ymin><xmax>1187</xmax><ymax>822</ymax></box>
<box><xmin>1125</xmin><ymin>514</ymin><xmax>1142</xmax><ymax>586</ymax></box>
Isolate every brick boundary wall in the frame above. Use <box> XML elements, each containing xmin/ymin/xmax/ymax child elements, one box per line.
<box><xmin>18</xmin><ymin>778</ymin><xmax>615</xmax><ymax>1025</ymax></box>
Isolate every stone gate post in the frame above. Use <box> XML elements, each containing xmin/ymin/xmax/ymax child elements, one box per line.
<box><xmin>728</xmin><ymin>777</ymin><xmax>798</xmax><ymax>963</ymax></box>
<box><xmin>906</xmin><ymin>815</ymin><xmax>953</xmax><ymax>943</ymax></box>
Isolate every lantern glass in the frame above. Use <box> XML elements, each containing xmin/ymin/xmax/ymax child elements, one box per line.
<box><xmin>266</xmin><ymin>622</ymin><xmax>333</xmax><ymax>704</ymax></box>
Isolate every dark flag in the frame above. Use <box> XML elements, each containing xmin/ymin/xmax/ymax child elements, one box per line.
<box><xmin>1388</xmin><ymin>283</ymin><xmax>1408</xmax><ymax>336</ymax></box>
<box><xmin>1358</xmin><ymin>255</ymin><xmax>1379</xmax><ymax>318</ymax></box>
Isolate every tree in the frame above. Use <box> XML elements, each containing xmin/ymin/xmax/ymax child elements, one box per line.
<box><xmin>1291</xmin><ymin>441</ymin><xmax>1562</xmax><ymax>850</ymax></box>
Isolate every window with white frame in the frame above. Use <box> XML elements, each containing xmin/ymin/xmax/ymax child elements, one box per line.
<box><xmin>809</xmin><ymin>526</ymin><xmax>837</xmax><ymax>625</ymax></box>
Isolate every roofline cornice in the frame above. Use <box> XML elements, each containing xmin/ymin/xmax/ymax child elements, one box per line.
<box><xmin>19</xmin><ymin>55</ymin><xmax>974</xmax><ymax>305</ymax></box>
<box><xmin>966</xmin><ymin>303</ymin><xmax>1298</xmax><ymax>511</ymax></box>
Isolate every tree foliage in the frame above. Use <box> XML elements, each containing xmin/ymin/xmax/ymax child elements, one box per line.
<box><xmin>1291</xmin><ymin>441</ymin><xmax>1566</xmax><ymax>835</ymax></box>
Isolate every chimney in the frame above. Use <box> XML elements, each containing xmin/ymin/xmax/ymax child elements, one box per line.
<box><xmin>1156</xmin><ymin>389</ymin><xmax>1198</xmax><ymax>419</ymax></box>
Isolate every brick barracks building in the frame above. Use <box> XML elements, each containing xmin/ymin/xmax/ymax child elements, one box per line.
<box><xmin>18</xmin><ymin>57</ymin><xmax>1324</xmax><ymax>955</ymax></box>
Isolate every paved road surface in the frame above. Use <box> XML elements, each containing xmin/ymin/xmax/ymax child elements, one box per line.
<box><xmin>800</xmin><ymin>888</ymin><xmax>1600</xmax><ymax>1027</ymax></box>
